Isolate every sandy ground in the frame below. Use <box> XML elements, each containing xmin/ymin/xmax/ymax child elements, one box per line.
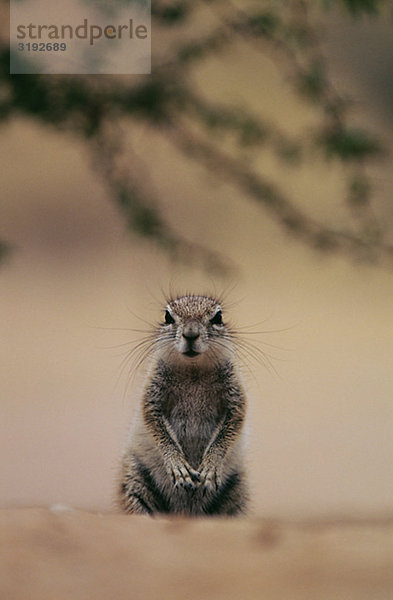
<box><xmin>1</xmin><ymin>508</ymin><xmax>393</xmax><ymax>600</ymax></box>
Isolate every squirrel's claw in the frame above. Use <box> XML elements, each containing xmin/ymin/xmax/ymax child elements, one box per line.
<box><xmin>199</xmin><ymin>463</ymin><xmax>222</xmax><ymax>494</ymax></box>
<box><xmin>170</xmin><ymin>462</ymin><xmax>200</xmax><ymax>489</ymax></box>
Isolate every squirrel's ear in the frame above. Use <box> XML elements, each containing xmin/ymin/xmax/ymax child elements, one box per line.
<box><xmin>165</xmin><ymin>310</ymin><xmax>175</xmax><ymax>324</ymax></box>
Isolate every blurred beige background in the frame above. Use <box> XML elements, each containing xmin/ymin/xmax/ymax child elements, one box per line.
<box><xmin>1</xmin><ymin>8</ymin><xmax>392</xmax><ymax>519</ymax></box>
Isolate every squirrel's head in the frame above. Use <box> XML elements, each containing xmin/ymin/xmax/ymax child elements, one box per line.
<box><xmin>157</xmin><ymin>295</ymin><xmax>233</xmax><ymax>367</ymax></box>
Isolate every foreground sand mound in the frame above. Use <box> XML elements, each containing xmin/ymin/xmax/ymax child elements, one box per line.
<box><xmin>1</xmin><ymin>508</ymin><xmax>393</xmax><ymax>599</ymax></box>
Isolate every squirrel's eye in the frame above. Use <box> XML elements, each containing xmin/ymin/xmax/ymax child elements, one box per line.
<box><xmin>165</xmin><ymin>310</ymin><xmax>175</xmax><ymax>325</ymax></box>
<box><xmin>210</xmin><ymin>310</ymin><xmax>223</xmax><ymax>325</ymax></box>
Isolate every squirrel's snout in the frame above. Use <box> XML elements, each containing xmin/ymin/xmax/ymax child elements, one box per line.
<box><xmin>182</xmin><ymin>322</ymin><xmax>200</xmax><ymax>341</ymax></box>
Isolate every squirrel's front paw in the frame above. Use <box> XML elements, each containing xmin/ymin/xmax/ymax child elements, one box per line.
<box><xmin>168</xmin><ymin>460</ymin><xmax>200</xmax><ymax>489</ymax></box>
<box><xmin>199</xmin><ymin>462</ymin><xmax>223</xmax><ymax>493</ymax></box>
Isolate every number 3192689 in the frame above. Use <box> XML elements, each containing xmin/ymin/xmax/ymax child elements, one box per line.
<box><xmin>18</xmin><ymin>42</ymin><xmax>67</xmax><ymax>52</ymax></box>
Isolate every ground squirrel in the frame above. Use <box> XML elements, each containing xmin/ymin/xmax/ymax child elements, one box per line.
<box><xmin>119</xmin><ymin>294</ymin><xmax>249</xmax><ymax>516</ymax></box>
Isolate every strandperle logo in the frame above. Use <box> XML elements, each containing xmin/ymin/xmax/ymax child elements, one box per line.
<box><xmin>16</xmin><ymin>19</ymin><xmax>148</xmax><ymax>46</ymax></box>
<box><xmin>10</xmin><ymin>0</ymin><xmax>151</xmax><ymax>74</ymax></box>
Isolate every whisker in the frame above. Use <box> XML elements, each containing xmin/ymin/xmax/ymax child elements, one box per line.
<box><xmin>119</xmin><ymin>345</ymin><xmax>150</xmax><ymax>374</ymax></box>
<box><xmin>125</xmin><ymin>307</ymin><xmax>156</xmax><ymax>328</ymax></box>
<box><xmin>235</xmin><ymin>337</ymin><xmax>279</xmax><ymax>362</ymax></box>
<box><xmin>97</xmin><ymin>336</ymin><xmax>157</xmax><ymax>351</ymax></box>
<box><xmin>235</xmin><ymin>338</ymin><xmax>288</xmax><ymax>363</ymax></box>
<box><xmin>230</xmin><ymin>333</ymin><xmax>291</xmax><ymax>353</ymax></box>
<box><xmin>233</xmin><ymin>337</ymin><xmax>283</xmax><ymax>379</ymax></box>
<box><xmin>92</xmin><ymin>325</ymin><xmax>154</xmax><ymax>334</ymax></box>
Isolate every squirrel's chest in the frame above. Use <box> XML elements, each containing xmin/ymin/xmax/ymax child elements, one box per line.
<box><xmin>163</xmin><ymin>381</ymin><xmax>224</xmax><ymax>466</ymax></box>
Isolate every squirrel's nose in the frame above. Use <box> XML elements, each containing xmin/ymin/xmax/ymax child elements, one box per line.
<box><xmin>183</xmin><ymin>322</ymin><xmax>200</xmax><ymax>341</ymax></box>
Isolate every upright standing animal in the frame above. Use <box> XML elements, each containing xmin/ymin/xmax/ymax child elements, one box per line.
<box><xmin>119</xmin><ymin>294</ymin><xmax>249</xmax><ymax>516</ymax></box>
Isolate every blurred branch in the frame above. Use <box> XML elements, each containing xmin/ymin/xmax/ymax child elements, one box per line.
<box><xmin>0</xmin><ymin>239</ymin><xmax>10</xmax><ymax>264</ymax></box>
<box><xmin>89</xmin><ymin>124</ymin><xmax>236</xmax><ymax>275</ymax></box>
<box><xmin>0</xmin><ymin>0</ymin><xmax>391</xmax><ymax>272</ymax></box>
<box><xmin>182</xmin><ymin>90</ymin><xmax>304</xmax><ymax>164</ymax></box>
<box><xmin>151</xmin><ymin>1</ymin><xmax>192</xmax><ymax>25</ymax></box>
<box><xmin>334</xmin><ymin>0</ymin><xmax>385</xmax><ymax>16</ymax></box>
<box><xmin>167</xmin><ymin>121</ymin><xmax>392</xmax><ymax>265</ymax></box>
